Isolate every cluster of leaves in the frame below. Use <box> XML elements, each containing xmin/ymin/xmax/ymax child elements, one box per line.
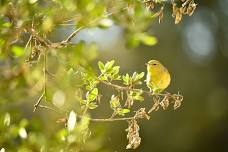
<box><xmin>122</xmin><ymin>72</ymin><xmax>145</xmax><ymax>86</ymax></box>
<box><xmin>79</xmin><ymin>60</ymin><xmax>147</xmax><ymax>113</ymax></box>
<box><xmin>98</xmin><ymin>60</ymin><xmax>121</xmax><ymax>81</ymax></box>
<box><xmin>80</xmin><ymin>88</ymin><xmax>99</xmax><ymax>110</ymax></box>
<box><xmin>110</xmin><ymin>95</ymin><xmax>130</xmax><ymax>117</ymax></box>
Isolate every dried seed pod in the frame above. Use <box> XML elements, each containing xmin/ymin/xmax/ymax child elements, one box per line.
<box><xmin>160</xmin><ymin>96</ymin><xmax>170</xmax><ymax>110</ymax></box>
<box><xmin>159</xmin><ymin>11</ymin><xmax>164</xmax><ymax>24</ymax></box>
<box><xmin>175</xmin><ymin>9</ymin><xmax>182</xmax><ymax>24</ymax></box>
<box><xmin>134</xmin><ymin>108</ymin><xmax>150</xmax><ymax>120</ymax></box>
<box><xmin>172</xmin><ymin>3</ymin><xmax>178</xmax><ymax>17</ymax></box>
<box><xmin>144</xmin><ymin>0</ymin><xmax>155</xmax><ymax>10</ymax></box>
<box><xmin>180</xmin><ymin>6</ymin><xmax>187</xmax><ymax>14</ymax></box>
<box><xmin>174</xmin><ymin>99</ymin><xmax>182</xmax><ymax>110</ymax></box>
<box><xmin>126</xmin><ymin>120</ymin><xmax>141</xmax><ymax>149</ymax></box>
<box><xmin>26</xmin><ymin>46</ymin><xmax>41</xmax><ymax>63</ymax></box>
<box><xmin>148</xmin><ymin>95</ymin><xmax>160</xmax><ymax>113</ymax></box>
<box><xmin>187</xmin><ymin>1</ymin><xmax>197</xmax><ymax>16</ymax></box>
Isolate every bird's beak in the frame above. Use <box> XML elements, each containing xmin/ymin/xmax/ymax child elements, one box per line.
<box><xmin>145</xmin><ymin>63</ymin><xmax>148</xmax><ymax>66</ymax></box>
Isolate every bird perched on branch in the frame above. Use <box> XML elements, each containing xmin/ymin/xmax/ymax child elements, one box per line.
<box><xmin>146</xmin><ymin>60</ymin><xmax>171</xmax><ymax>93</ymax></box>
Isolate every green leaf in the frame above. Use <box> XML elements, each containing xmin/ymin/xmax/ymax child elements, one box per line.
<box><xmin>110</xmin><ymin>95</ymin><xmax>121</xmax><ymax>109</ymax></box>
<box><xmin>98</xmin><ymin>61</ymin><xmax>105</xmax><ymax>72</ymax></box>
<box><xmin>137</xmin><ymin>72</ymin><xmax>145</xmax><ymax>80</ymax></box>
<box><xmin>112</xmin><ymin>66</ymin><xmax>120</xmax><ymax>74</ymax></box>
<box><xmin>105</xmin><ymin>60</ymin><xmax>115</xmax><ymax>70</ymax></box>
<box><xmin>99</xmin><ymin>18</ymin><xmax>113</xmax><ymax>28</ymax></box>
<box><xmin>123</xmin><ymin>73</ymin><xmax>130</xmax><ymax>85</ymax></box>
<box><xmin>88</xmin><ymin>102</ymin><xmax>98</xmax><ymax>109</ymax></box>
<box><xmin>112</xmin><ymin>74</ymin><xmax>121</xmax><ymax>80</ymax></box>
<box><xmin>67</xmin><ymin>68</ymin><xmax>74</xmax><ymax>76</ymax></box>
<box><xmin>19</xmin><ymin>127</ymin><xmax>27</xmax><ymax>139</ymax></box>
<box><xmin>11</xmin><ymin>46</ymin><xmax>24</xmax><ymax>57</ymax></box>
<box><xmin>86</xmin><ymin>88</ymin><xmax>98</xmax><ymax>102</ymax></box>
<box><xmin>127</xmin><ymin>34</ymin><xmax>140</xmax><ymax>48</ymax></box>
<box><xmin>4</xmin><ymin>112</ymin><xmax>10</xmax><ymax>126</ymax></box>
<box><xmin>117</xmin><ymin>108</ymin><xmax>130</xmax><ymax>116</ymax></box>
<box><xmin>67</xmin><ymin>111</ymin><xmax>77</xmax><ymax>132</ymax></box>
<box><xmin>98</xmin><ymin>75</ymin><xmax>107</xmax><ymax>81</ymax></box>
<box><xmin>132</xmin><ymin>72</ymin><xmax>137</xmax><ymax>81</ymax></box>
<box><xmin>19</xmin><ymin>119</ymin><xmax>28</xmax><ymax>128</ymax></box>
<box><xmin>3</xmin><ymin>22</ymin><xmax>12</xmax><ymax>28</ymax></box>
<box><xmin>138</xmin><ymin>33</ymin><xmax>157</xmax><ymax>46</ymax></box>
<box><xmin>132</xmin><ymin>72</ymin><xmax>145</xmax><ymax>85</ymax></box>
<box><xmin>121</xmin><ymin>109</ymin><xmax>130</xmax><ymax>114</ymax></box>
<box><xmin>134</xmin><ymin>95</ymin><xmax>144</xmax><ymax>101</ymax></box>
<box><xmin>80</xmin><ymin>100</ymin><xmax>87</xmax><ymax>105</ymax></box>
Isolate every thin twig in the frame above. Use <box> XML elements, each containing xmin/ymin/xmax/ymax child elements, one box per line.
<box><xmin>26</xmin><ymin>28</ymin><xmax>51</xmax><ymax>48</ymax></box>
<box><xmin>61</xmin><ymin>26</ymin><xmax>84</xmax><ymax>44</ymax></box>
<box><xmin>99</xmin><ymin>80</ymin><xmax>168</xmax><ymax>97</ymax></box>
<box><xmin>89</xmin><ymin>116</ymin><xmax>135</xmax><ymax>122</ymax></box>
<box><xmin>33</xmin><ymin>48</ymin><xmax>48</xmax><ymax>112</ymax></box>
<box><xmin>36</xmin><ymin>105</ymin><xmax>63</xmax><ymax>114</ymax></box>
<box><xmin>33</xmin><ymin>91</ymin><xmax>45</xmax><ymax>112</ymax></box>
<box><xmin>25</xmin><ymin>35</ymin><xmax>32</xmax><ymax>50</ymax></box>
<box><xmin>36</xmin><ymin>104</ymin><xmax>137</xmax><ymax>122</ymax></box>
<box><xmin>27</xmin><ymin>26</ymin><xmax>84</xmax><ymax>49</ymax></box>
<box><xmin>182</xmin><ymin>0</ymin><xmax>191</xmax><ymax>7</ymax></box>
<box><xmin>43</xmin><ymin>48</ymin><xmax>47</xmax><ymax>101</ymax></box>
<box><xmin>82</xmin><ymin>105</ymin><xmax>89</xmax><ymax>116</ymax></box>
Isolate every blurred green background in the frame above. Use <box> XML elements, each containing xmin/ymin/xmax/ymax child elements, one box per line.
<box><xmin>1</xmin><ymin>0</ymin><xmax>228</xmax><ymax>151</ymax></box>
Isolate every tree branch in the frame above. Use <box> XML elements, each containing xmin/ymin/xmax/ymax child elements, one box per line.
<box><xmin>61</xmin><ymin>26</ymin><xmax>84</xmax><ymax>44</ymax></box>
<box><xmin>36</xmin><ymin>104</ymin><xmax>147</xmax><ymax>122</ymax></box>
<box><xmin>26</xmin><ymin>26</ymin><xmax>84</xmax><ymax>49</ymax></box>
<box><xmin>33</xmin><ymin>91</ymin><xmax>45</xmax><ymax>112</ymax></box>
<box><xmin>99</xmin><ymin>79</ymin><xmax>170</xmax><ymax>97</ymax></box>
<box><xmin>89</xmin><ymin>116</ymin><xmax>135</xmax><ymax>122</ymax></box>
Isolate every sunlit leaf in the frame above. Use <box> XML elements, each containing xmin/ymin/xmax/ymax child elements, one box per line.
<box><xmin>2</xmin><ymin>22</ymin><xmax>12</xmax><ymax>28</ymax></box>
<box><xmin>0</xmin><ymin>148</ymin><xmax>5</xmax><ymax>152</ymax></box>
<box><xmin>138</xmin><ymin>33</ymin><xmax>157</xmax><ymax>46</ymax></box>
<box><xmin>117</xmin><ymin>108</ymin><xmax>130</xmax><ymax>116</ymax></box>
<box><xmin>67</xmin><ymin>111</ymin><xmax>77</xmax><ymax>132</ymax></box>
<box><xmin>11</xmin><ymin>46</ymin><xmax>24</xmax><ymax>57</ymax></box>
<box><xmin>105</xmin><ymin>60</ymin><xmax>115</xmax><ymax>70</ymax></box>
<box><xmin>19</xmin><ymin>127</ymin><xmax>27</xmax><ymax>139</ymax></box>
<box><xmin>88</xmin><ymin>102</ymin><xmax>98</xmax><ymax>109</ymax></box>
<box><xmin>98</xmin><ymin>61</ymin><xmax>105</xmax><ymax>72</ymax></box>
<box><xmin>110</xmin><ymin>95</ymin><xmax>121</xmax><ymax>109</ymax></box>
<box><xmin>86</xmin><ymin>88</ymin><xmax>98</xmax><ymax>102</ymax></box>
<box><xmin>99</xmin><ymin>18</ymin><xmax>113</xmax><ymax>28</ymax></box>
<box><xmin>4</xmin><ymin>112</ymin><xmax>10</xmax><ymax>126</ymax></box>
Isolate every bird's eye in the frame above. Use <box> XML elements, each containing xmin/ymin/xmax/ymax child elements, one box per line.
<box><xmin>152</xmin><ymin>63</ymin><xmax>157</xmax><ymax>65</ymax></box>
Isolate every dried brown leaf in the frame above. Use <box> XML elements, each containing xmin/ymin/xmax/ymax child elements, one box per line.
<box><xmin>159</xmin><ymin>12</ymin><xmax>164</xmax><ymax>24</ymax></box>
<box><xmin>148</xmin><ymin>95</ymin><xmax>160</xmax><ymax>113</ymax></box>
<box><xmin>134</xmin><ymin>108</ymin><xmax>150</xmax><ymax>120</ymax></box>
<box><xmin>172</xmin><ymin>3</ymin><xmax>178</xmax><ymax>17</ymax></box>
<box><xmin>160</xmin><ymin>96</ymin><xmax>170</xmax><ymax>110</ymax></box>
<box><xmin>175</xmin><ymin>10</ymin><xmax>182</xmax><ymax>24</ymax></box>
<box><xmin>180</xmin><ymin>6</ymin><xmax>187</xmax><ymax>14</ymax></box>
<box><xmin>187</xmin><ymin>1</ymin><xmax>197</xmax><ymax>16</ymax></box>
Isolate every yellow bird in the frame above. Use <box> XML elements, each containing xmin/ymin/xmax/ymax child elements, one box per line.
<box><xmin>146</xmin><ymin>60</ymin><xmax>171</xmax><ymax>93</ymax></box>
